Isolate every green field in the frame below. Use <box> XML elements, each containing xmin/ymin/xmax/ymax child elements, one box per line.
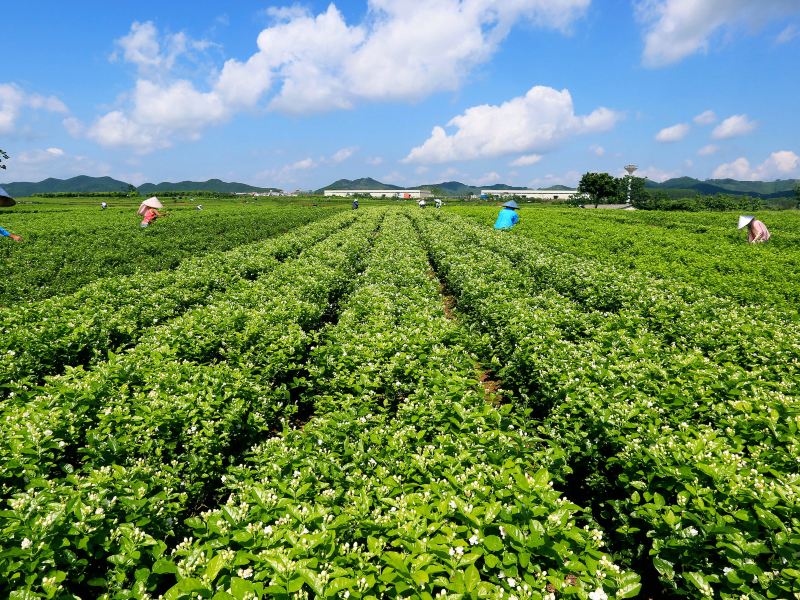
<box><xmin>0</xmin><ymin>202</ymin><xmax>798</xmax><ymax>599</ymax></box>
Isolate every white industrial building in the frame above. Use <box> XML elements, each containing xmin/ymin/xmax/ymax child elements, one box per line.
<box><xmin>324</xmin><ymin>189</ymin><xmax>432</xmax><ymax>199</ymax></box>
<box><xmin>481</xmin><ymin>189</ymin><xmax>579</xmax><ymax>200</ymax></box>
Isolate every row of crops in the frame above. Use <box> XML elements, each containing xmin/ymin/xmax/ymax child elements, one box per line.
<box><xmin>0</xmin><ymin>204</ymin><xmax>342</xmax><ymax>305</ymax></box>
<box><xmin>1</xmin><ymin>206</ymin><xmax>798</xmax><ymax>598</ymax></box>
<box><xmin>456</xmin><ymin>206</ymin><xmax>800</xmax><ymax>317</ymax></box>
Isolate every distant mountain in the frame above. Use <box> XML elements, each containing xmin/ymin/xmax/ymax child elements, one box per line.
<box><xmin>318</xmin><ymin>177</ymin><xmax>402</xmax><ymax>193</ymax></box>
<box><xmin>318</xmin><ymin>179</ymin><xmax>547</xmax><ymax>196</ymax></box>
<box><xmin>419</xmin><ymin>181</ymin><xmax>481</xmax><ymax>196</ymax></box>
<box><xmin>137</xmin><ymin>179</ymin><xmax>277</xmax><ymax>194</ymax></box>
<box><xmin>646</xmin><ymin>177</ymin><xmax>798</xmax><ymax>199</ymax></box>
<box><xmin>1</xmin><ymin>175</ymin><xmax>131</xmax><ymax>196</ymax></box>
<box><xmin>539</xmin><ymin>185</ymin><xmax>574</xmax><ymax>191</ymax></box>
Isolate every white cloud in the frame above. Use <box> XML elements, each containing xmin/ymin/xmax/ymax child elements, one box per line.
<box><xmin>264</xmin><ymin>0</ymin><xmax>590</xmax><ymax>111</ymax></box>
<box><xmin>366</xmin><ymin>156</ymin><xmax>384</xmax><ymax>166</ymax></box>
<box><xmin>63</xmin><ymin>116</ymin><xmax>85</xmax><ymax>137</ymax></box>
<box><xmin>637</xmin><ymin>165</ymin><xmax>681</xmax><ymax>182</ymax></box>
<box><xmin>655</xmin><ymin>122</ymin><xmax>690</xmax><ymax>142</ymax></box>
<box><xmin>711</xmin><ymin>114</ymin><xmax>756</xmax><ymax>139</ymax></box>
<box><xmin>712</xmin><ymin>150</ymin><xmax>800</xmax><ymax>179</ymax></box>
<box><xmin>331</xmin><ymin>147</ymin><xmax>356</xmax><ymax>163</ymax></box>
<box><xmin>404</xmin><ymin>86</ymin><xmax>621</xmax><ymax>164</ymax></box>
<box><xmin>0</xmin><ymin>83</ymin><xmax>69</xmax><ymax>135</ymax></box>
<box><xmin>7</xmin><ymin>146</ymin><xmax>112</xmax><ymax>181</ymax></box>
<box><xmin>698</xmin><ymin>144</ymin><xmax>719</xmax><ymax>156</ymax></box>
<box><xmin>637</xmin><ymin>0</ymin><xmax>800</xmax><ymax>67</ymax></box>
<box><xmin>88</xmin><ymin>2</ymin><xmax>592</xmax><ymax>150</ymax></box>
<box><xmin>590</xmin><ymin>144</ymin><xmax>605</xmax><ymax>156</ymax></box>
<box><xmin>693</xmin><ymin>110</ymin><xmax>717</xmax><ymax>125</ymax></box>
<box><xmin>510</xmin><ymin>153</ymin><xmax>543</xmax><ymax>167</ymax></box>
<box><xmin>528</xmin><ymin>170</ymin><xmax>581</xmax><ymax>188</ymax></box>
<box><xmin>0</xmin><ymin>84</ymin><xmax>24</xmax><ymax>134</ymax></box>
<box><xmin>776</xmin><ymin>24</ymin><xmax>799</xmax><ymax>44</ymax></box>
<box><xmin>474</xmin><ymin>171</ymin><xmax>502</xmax><ymax>185</ymax></box>
<box><xmin>112</xmin><ymin>21</ymin><xmax>211</xmax><ymax>77</ymax></box>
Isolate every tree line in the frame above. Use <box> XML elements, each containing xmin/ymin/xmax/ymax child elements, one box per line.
<box><xmin>577</xmin><ymin>172</ymin><xmax>800</xmax><ymax>211</ymax></box>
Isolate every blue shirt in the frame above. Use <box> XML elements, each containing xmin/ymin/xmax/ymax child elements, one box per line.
<box><xmin>0</xmin><ymin>227</ymin><xmax>10</xmax><ymax>237</ymax></box>
<box><xmin>493</xmin><ymin>208</ymin><xmax>519</xmax><ymax>230</ymax></box>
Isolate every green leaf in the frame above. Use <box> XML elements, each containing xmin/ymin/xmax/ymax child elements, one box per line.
<box><xmin>464</xmin><ymin>564</ymin><xmax>480</xmax><ymax>592</ymax></box>
<box><xmin>205</xmin><ymin>555</ymin><xmax>226</xmax><ymax>582</ymax></box>
<box><xmin>483</xmin><ymin>535</ymin><xmax>503</xmax><ymax>552</ymax></box>
<box><xmin>683</xmin><ymin>572</ymin><xmax>712</xmax><ymax>596</ymax></box>
<box><xmin>165</xmin><ymin>577</ymin><xmax>206</xmax><ymax>600</ymax></box>
<box><xmin>652</xmin><ymin>557</ymin><xmax>674</xmax><ymax>579</ymax></box>
<box><xmin>153</xmin><ymin>559</ymin><xmax>178</xmax><ymax>575</ymax></box>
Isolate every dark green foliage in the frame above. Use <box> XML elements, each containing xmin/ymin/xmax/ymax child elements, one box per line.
<box><xmin>578</xmin><ymin>172</ymin><xmax>618</xmax><ymax>207</ymax></box>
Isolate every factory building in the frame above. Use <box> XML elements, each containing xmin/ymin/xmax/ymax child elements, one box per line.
<box><xmin>324</xmin><ymin>189</ymin><xmax>433</xmax><ymax>199</ymax></box>
<box><xmin>480</xmin><ymin>189</ymin><xmax>579</xmax><ymax>200</ymax></box>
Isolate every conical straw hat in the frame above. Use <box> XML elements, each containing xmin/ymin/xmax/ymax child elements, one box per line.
<box><xmin>138</xmin><ymin>197</ymin><xmax>163</xmax><ymax>215</ymax></box>
<box><xmin>0</xmin><ymin>185</ymin><xmax>16</xmax><ymax>207</ymax></box>
<box><xmin>737</xmin><ymin>215</ymin><xmax>754</xmax><ymax>229</ymax></box>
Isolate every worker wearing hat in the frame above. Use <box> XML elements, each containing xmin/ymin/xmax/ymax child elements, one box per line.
<box><xmin>493</xmin><ymin>200</ymin><xmax>520</xmax><ymax>230</ymax></box>
<box><xmin>0</xmin><ymin>225</ymin><xmax>22</xmax><ymax>242</ymax></box>
<box><xmin>738</xmin><ymin>215</ymin><xmax>771</xmax><ymax>243</ymax></box>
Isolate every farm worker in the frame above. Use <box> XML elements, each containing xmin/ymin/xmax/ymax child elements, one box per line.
<box><xmin>140</xmin><ymin>207</ymin><xmax>162</xmax><ymax>228</ymax></box>
<box><xmin>494</xmin><ymin>200</ymin><xmax>520</xmax><ymax>230</ymax></box>
<box><xmin>101</xmin><ymin>201</ymin><xmax>108</xmax><ymax>209</ymax></box>
<box><xmin>138</xmin><ymin>196</ymin><xmax>164</xmax><ymax>228</ymax></box>
<box><xmin>418</xmin><ymin>198</ymin><xmax>427</xmax><ymax>208</ymax></box>
<box><xmin>435</xmin><ymin>198</ymin><xmax>442</xmax><ymax>209</ymax></box>
<box><xmin>0</xmin><ymin>225</ymin><xmax>23</xmax><ymax>242</ymax></box>
<box><xmin>738</xmin><ymin>215</ymin><xmax>771</xmax><ymax>243</ymax></box>
<box><xmin>352</xmin><ymin>199</ymin><xmax>359</xmax><ymax>210</ymax></box>
<box><xmin>196</xmin><ymin>205</ymin><xmax>203</xmax><ymax>210</ymax></box>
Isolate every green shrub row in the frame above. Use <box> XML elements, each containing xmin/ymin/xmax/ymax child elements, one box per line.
<box><xmin>414</xmin><ymin>212</ymin><xmax>800</xmax><ymax>598</ymax></box>
<box><xmin>155</xmin><ymin>211</ymin><xmax>640</xmax><ymax>599</ymax></box>
<box><xmin>0</xmin><ymin>212</ymin><xmax>384</xmax><ymax>597</ymax></box>
<box><xmin>0</xmin><ymin>211</ymin><xmax>357</xmax><ymax>396</ymax></box>
<box><xmin>0</xmin><ymin>205</ymin><xmax>342</xmax><ymax>304</ymax></box>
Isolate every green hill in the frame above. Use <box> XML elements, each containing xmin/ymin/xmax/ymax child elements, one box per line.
<box><xmin>1</xmin><ymin>175</ymin><xmax>131</xmax><ymax>196</ymax></box>
<box><xmin>646</xmin><ymin>177</ymin><xmax>799</xmax><ymax>199</ymax></box>
<box><xmin>137</xmin><ymin>179</ymin><xmax>276</xmax><ymax>194</ymax></box>
<box><xmin>317</xmin><ymin>178</ymin><xmax>402</xmax><ymax>194</ymax></box>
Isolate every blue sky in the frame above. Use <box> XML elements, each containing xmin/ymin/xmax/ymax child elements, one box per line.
<box><xmin>2</xmin><ymin>0</ymin><xmax>799</xmax><ymax>190</ymax></box>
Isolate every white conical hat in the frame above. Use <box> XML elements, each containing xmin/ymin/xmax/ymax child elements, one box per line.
<box><xmin>737</xmin><ymin>215</ymin><xmax>754</xmax><ymax>229</ymax></box>
<box><xmin>138</xmin><ymin>197</ymin><xmax>163</xmax><ymax>215</ymax></box>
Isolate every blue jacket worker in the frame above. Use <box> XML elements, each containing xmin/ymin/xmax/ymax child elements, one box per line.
<box><xmin>352</xmin><ymin>199</ymin><xmax>359</xmax><ymax>210</ymax></box>
<box><xmin>0</xmin><ymin>226</ymin><xmax>23</xmax><ymax>242</ymax></box>
<box><xmin>493</xmin><ymin>200</ymin><xmax>520</xmax><ymax>230</ymax></box>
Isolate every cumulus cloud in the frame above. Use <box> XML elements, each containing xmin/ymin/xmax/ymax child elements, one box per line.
<box><xmin>510</xmin><ymin>154</ymin><xmax>543</xmax><ymax>167</ymax></box>
<box><xmin>331</xmin><ymin>147</ymin><xmax>357</xmax><ymax>163</ymax></box>
<box><xmin>637</xmin><ymin>0</ymin><xmax>800</xmax><ymax>67</ymax></box>
<box><xmin>655</xmin><ymin>122</ymin><xmax>690</xmax><ymax>142</ymax></box>
<box><xmin>590</xmin><ymin>144</ymin><xmax>605</xmax><ymax>156</ymax></box>
<box><xmin>404</xmin><ymin>86</ymin><xmax>621</xmax><ymax>164</ymax></box>
<box><xmin>8</xmin><ymin>146</ymin><xmax>112</xmax><ymax>181</ymax></box>
<box><xmin>693</xmin><ymin>110</ymin><xmax>717</xmax><ymax>125</ymax></box>
<box><xmin>0</xmin><ymin>83</ymin><xmax>69</xmax><ymax>135</ymax></box>
<box><xmin>87</xmin><ymin>2</ymin><xmax>591</xmax><ymax>150</ymax></box>
<box><xmin>698</xmin><ymin>144</ymin><xmax>719</xmax><ymax>156</ymax></box>
<box><xmin>711</xmin><ymin>114</ymin><xmax>756</xmax><ymax>139</ymax></box>
<box><xmin>474</xmin><ymin>171</ymin><xmax>503</xmax><ymax>185</ymax></box>
<box><xmin>637</xmin><ymin>166</ymin><xmax>681</xmax><ymax>182</ymax></box>
<box><xmin>366</xmin><ymin>156</ymin><xmax>384</xmax><ymax>166</ymax></box>
<box><xmin>712</xmin><ymin>150</ymin><xmax>800</xmax><ymax>179</ymax></box>
<box><xmin>776</xmin><ymin>24</ymin><xmax>799</xmax><ymax>44</ymax></box>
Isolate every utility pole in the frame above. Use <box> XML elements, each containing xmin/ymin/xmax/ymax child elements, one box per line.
<box><xmin>624</xmin><ymin>164</ymin><xmax>638</xmax><ymax>205</ymax></box>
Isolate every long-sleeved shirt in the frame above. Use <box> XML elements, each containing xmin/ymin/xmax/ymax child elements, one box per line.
<box><xmin>748</xmin><ymin>220</ymin><xmax>770</xmax><ymax>243</ymax></box>
<box><xmin>493</xmin><ymin>207</ymin><xmax>519</xmax><ymax>230</ymax></box>
<box><xmin>0</xmin><ymin>226</ymin><xmax>11</xmax><ymax>237</ymax></box>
